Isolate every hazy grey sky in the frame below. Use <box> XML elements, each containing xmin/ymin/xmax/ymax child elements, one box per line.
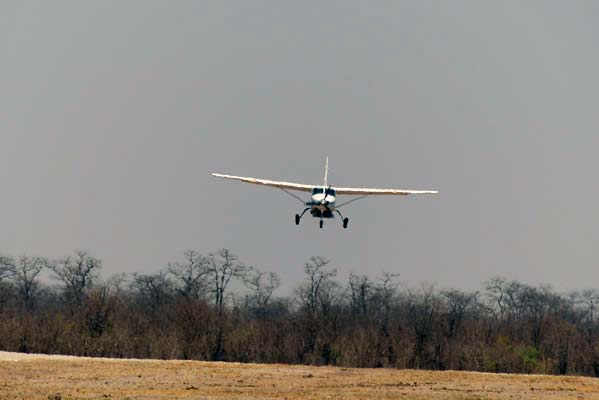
<box><xmin>2</xmin><ymin>1</ymin><xmax>599</xmax><ymax>292</ymax></box>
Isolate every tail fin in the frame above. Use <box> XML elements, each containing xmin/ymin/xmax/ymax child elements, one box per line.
<box><xmin>323</xmin><ymin>156</ymin><xmax>329</xmax><ymax>187</ymax></box>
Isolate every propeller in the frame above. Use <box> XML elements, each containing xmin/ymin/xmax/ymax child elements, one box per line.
<box><xmin>322</xmin><ymin>185</ymin><xmax>332</xmax><ymax>207</ymax></box>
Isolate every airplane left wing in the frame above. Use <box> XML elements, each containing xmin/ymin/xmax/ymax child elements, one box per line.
<box><xmin>333</xmin><ymin>186</ymin><xmax>438</xmax><ymax>195</ymax></box>
<box><xmin>212</xmin><ymin>173</ymin><xmax>315</xmax><ymax>192</ymax></box>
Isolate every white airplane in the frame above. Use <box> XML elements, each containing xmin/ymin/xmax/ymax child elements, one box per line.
<box><xmin>212</xmin><ymin>157</ymin><xmax>438</xmax><ymax>229</ymax></box>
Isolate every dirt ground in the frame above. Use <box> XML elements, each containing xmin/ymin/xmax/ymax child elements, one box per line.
<box><xmin>1</xmin><ymin>351</ymin><xmax>599</xmax><ymax>399</ymax></box>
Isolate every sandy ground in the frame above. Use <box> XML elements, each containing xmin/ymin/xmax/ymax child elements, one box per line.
<box><xmin>2</xmin><ymin>351</ymin><xmax>599</xmax><ymax>399</ymax></box>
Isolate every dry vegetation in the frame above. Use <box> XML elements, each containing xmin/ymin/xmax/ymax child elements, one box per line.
<box><xmin>2</xmin><ymin>351</ymin><xmax>599</xmax><ymax>400</ymax></box>
<box><xmin>3</xmin><ymin>250</ymin><xmax>599</xmax><ymax>378</ymax></box>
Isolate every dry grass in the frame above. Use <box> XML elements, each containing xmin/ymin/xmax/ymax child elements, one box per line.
<box><xmin>1</xmin><ymin>351</ymin><xmax>599</xmax><ymax>399</ymax></box>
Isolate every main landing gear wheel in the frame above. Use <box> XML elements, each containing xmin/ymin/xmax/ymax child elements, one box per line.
<box><xmin>343</xmin><ymin>218</ymin><xmax>349</xmax><ymax>229</ymax></box>
<box><xmin>295</xmin><ymin>214</ymin><xmax>300</xmax><ymax>225</ymax></box>
<box><xmin>319</xmin><ymin>220</ymin><xmax>324</xmax><ymax>229</ymax></box>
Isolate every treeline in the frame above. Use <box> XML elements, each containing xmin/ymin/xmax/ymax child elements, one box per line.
<box><xmin>1</xmin><ymin>249</ymin><xmax>599</xmax><ymax>376</ymax></box>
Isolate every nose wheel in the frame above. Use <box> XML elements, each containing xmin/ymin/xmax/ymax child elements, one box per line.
<box><xmin>319</xmin><ymin>219</ymin><xmax>324</xmax><ymax>229</ymax></box>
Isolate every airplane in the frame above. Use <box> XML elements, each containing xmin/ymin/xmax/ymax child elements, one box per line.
<box><xmin>212</xmin><ymin>157</ymin><xmax>438</xmax><ymax>229</ymax></box>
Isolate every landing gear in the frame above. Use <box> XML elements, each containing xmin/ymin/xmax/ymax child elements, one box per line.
<box><xmin>296</xmin><ymin>207</ymin><xmax>349</xmax><ymax>229</ymax></box>
<box><xmin>295</xmin><ymin>208</ymin><xmax>310</xmax><ymax>226</ymax></box>
<box><xmin>335</xmin><ymin>209</ymin><xmax>349</xmax><ymax>229</ymax></box>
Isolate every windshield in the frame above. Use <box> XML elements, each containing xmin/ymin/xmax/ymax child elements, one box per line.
<box><xmin>312</xmin><ymin>188</ymin><xmax>324</xmax><ymax>194</ymax></box>
<box><xmin>325</xmin><ymin>188</ymin><xmax>336</xmax><ymax>196</ymax></box>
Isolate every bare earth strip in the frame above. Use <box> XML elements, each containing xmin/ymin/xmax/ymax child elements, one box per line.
<box><xmin>1</xmin><ymin>351</ymin><xmax>598</xmax><ymax>400</ymax></box>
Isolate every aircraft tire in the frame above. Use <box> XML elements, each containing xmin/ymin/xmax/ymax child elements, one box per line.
<box><xmin>295</xmin><ymin>214</ymin><xmax>300</xmax><ymax>225</ymax></box>
<box><xmin>319</xmin><ymin>220</ymin><xmax>323</xmax><ymax>229</ymax></box>
<box><xmin>343</xmin><ymin>218</ymin><xmax>349</xmax><ymax>229</ymax></box>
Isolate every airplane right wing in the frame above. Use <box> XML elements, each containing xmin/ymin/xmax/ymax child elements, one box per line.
<box><xmin>212</xmin><ymin>173</ymin><xmax>315</xmax><ymax>192</ymax></box>
<box><xmin>333</xmin><ymin>186</ymin><xmax>438</xmax><ymax>195</ymax></box>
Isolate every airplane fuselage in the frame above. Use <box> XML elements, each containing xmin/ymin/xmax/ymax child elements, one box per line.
<box><xmin>306</xmin><ymin>187</ymin><xmax>336</xmax><ymax>218</ymax></box>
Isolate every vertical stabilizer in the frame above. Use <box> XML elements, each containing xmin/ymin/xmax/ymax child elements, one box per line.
<box><xmin>323</xmin><ymin>156</ymin><xmax>329</xmax><ymax>187</ymax></box>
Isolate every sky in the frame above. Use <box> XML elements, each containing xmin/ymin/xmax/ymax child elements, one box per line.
<box><xmin>1</xmin><ymin>1</ymin><xmax>599</xmax><ymax>293</ymax></box>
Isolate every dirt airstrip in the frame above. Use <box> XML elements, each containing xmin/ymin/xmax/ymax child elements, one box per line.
<box><xmin>1</xmin><ymin>351</ymin><xmax>599</xmax><ymax>399</ymax></box>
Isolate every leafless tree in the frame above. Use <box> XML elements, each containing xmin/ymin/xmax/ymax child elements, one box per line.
<box><xmin>375</xmin><ymin>272</ymin><xmax>400</xmax><ymax>321</ymax></box>
<box><xmin>367</xmin><ymin>272</ymin><xmax>400</xmax><ymax>366</ymax></box>
<box><xmin>441</xmin><ymin>289</ymin><xmax>478</xmax><ymax>339</ymax></box>
<box><xmin>348</xmin><ymin>274</ymin><xmax>372</xmax><ymax>316</ymax></box>
<box><xmin>131</xmin><ymin>271</ymin><xmax>173</xmax><ymax>310</ymax></box>
<box><xmin>486</xmin><ymin>277</ymin><xmax>520</xmax><ymax>320</ymax></box>
<box><xmin>204</xmin><ymin>249</ymin><xmax>250</xmax><ymax>361</ymax></box>
<box><xmin>0</xmin><ymin>254</ymin><xmax>14</xmax><ymax>282</ymax></box>
<box><xmin>520</xmin><ymin>285</ymin><xmax>560</xmax><ymax>349</ymax></box>
<box><xmin>406</xmin><ymin>285</ymin><xmax>440</xmax><ymax>369</ymax></box>
<box><xmin>296</xmin><ymin>257</ymin><xmax>337</xmax><ymax>315</ymax></box>
<box><xmin>579</xmin><ymin>289</ymin><xmax>599</xmax><ymax>347</ymax></box>
<box><xmin>168</xmin><ymin>250</ymin><xmax>210</xmax><ymax>301</ymax></box>
<box><xmin>50</xmin><ymin>251</ymin><xmax>101</xmax><ymax>308</ymax></box>
<box><xmin>206</xmin><ymin>249</ymin><xmax>250</xmax><ymax>314</ymax></box>
<box><xmin>244</xmin><ymin>269</ymin><xmax>280</xmax><ymax>314</ymax></box>
<box><xmin>486</xmin><ymin>278</ymin><xmax>562</xmax><ymax>350</ymax></box>
<box><xmin>85</xmin><ymin>274</ymin><xmax>126</xmax><ymax>337</ymax></box>
<box><xmin>0</xmin><ymin>254</ymin><xmax>16</xmax><ymax>312</ymax></box>
<box><xmin>8</xmin><ymin>256</ymin><xmax>47</xmax><ymax>309</ymax></box>
<box><xmin>485</xmin><ymin>277</ymin><xmax>535</xmax><ymax>339</ymax></box>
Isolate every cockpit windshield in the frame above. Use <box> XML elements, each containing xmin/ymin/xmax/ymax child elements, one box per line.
<box><xmin>312</xmin><ymin>188</ymin><xmax>336</xmax><ymax>196</ymax></box>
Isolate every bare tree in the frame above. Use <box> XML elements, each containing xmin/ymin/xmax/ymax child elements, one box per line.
<box><xmin>486</xmin><ymin>277</ymin><xmax>515</xmax><ymax>320</ymax></box>
<box><xmin>406</xmin><ymin>285</ymin><xmax>440</xmax><ymax>369</ymax></box>
<box><xmin>296</xmin><ymin>257</ymin><xmax>337</xmax><ymax>315</ymax></box>
<box><xmin>206</xmin><ymin>249</ymin><xmax>250</xmax><ymax>314</ymax></box>
<box><xmin>348</xmin><ymin>274</ymin><xmax>372</xmax><ymax>316</ymax></box>
<box><xmin>8</xmin><ymin>256</ymin><xmax>47</xmax><ymax>309</ymax></box>
<box><xmin>85</xmin><ymin>274</ymin><xmax>126</xmax><ymax>337</ymax></box>
<box><xmin>485</xmin><ymin>276</ymin><xmax>530</xmax><ymax>343</ymax></box>
<box><xmin>520</xmin><ymin>285</ymin><xmax>560</xmax><ymax>350</ymax></box>
<box><xmin>0</xmin><ymin>254</ymin><xmax>14</xmax><ymax>282</ymax></box>
<box><xmin>168</xmin><ymin>250</ymin><xmax>209</xmax><ymax>301</ymax></box>
<box><xmin>131</xmin><ymin>271</ymin><xmax>173</xmax><ymax>310</ymax></box>
<box><xmin>244</xmin><ymin>269</ymin><xmax>280</xmax><ymax>314</ymax></box>
<box><xmin>441</xmin><ymin>289</ymin><xmax>478</xmax><ymax>339</ymax></box>
<box><xmin>578</xmin><ymin>289</ymin><xmax>599</xmax><ymax>347</ymax></box>
<box><xmin>203</xmin><ymin>249</ymin><xmax>250</xmax><ymax>361</ymax></box>
<box><xmin>50</xmin><ymin>251</ymin><xmax>101</xmax><ymax>308</ymax></box>
<box><xmin>369</xmin><ymin>272</ymin><xmax>400</xmax><ymax>366</ymax></box>
<box><xmin>375</xmin><ymin>272</ymin><xmax>400</xmax><ymax>325</ymax></box>
<box><xmin>0</xmin><ymin>254</ymin><xmax>16</xmax><ymax>312</ymax></box>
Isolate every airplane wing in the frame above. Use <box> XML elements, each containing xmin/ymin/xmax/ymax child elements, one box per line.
<box><xmin>333</xmin><ymin>186</ymin><xmax>438</xmax><ymax>195</ymax></box>
<box><xmin>212</xmin><ymin>173</ymin><xmax>314</xmax><ymax>192</ymax></box>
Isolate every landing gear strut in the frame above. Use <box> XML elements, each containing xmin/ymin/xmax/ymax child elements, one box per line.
<box><xmin>335</xmin><ymin>210</ymin><xmax>349</xmax><ymax>229</ymax></box>
<box><xmin>295</xmin><ymin>208</ymin><xmax>310</xmax><ymax>225</ymax></box>
<box><xmin>296</xmin><ymin>208</ymin><xmax>349</xmax><ymax>229</ymax></box>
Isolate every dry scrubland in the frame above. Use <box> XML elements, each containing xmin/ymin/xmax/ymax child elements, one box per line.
<box><xmin>2</xmin><ymin>352</ymin><xmax>599</xmax><ymax>400</ymax></box>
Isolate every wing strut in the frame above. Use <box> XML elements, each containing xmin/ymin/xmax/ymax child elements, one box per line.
<box><xmin>279</xmin><ymin>188</ymin><xmax>306</xmax><ymax>205</ymax></box>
